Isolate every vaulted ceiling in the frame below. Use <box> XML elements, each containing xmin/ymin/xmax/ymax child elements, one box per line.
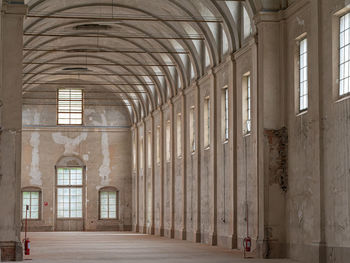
<box><xmin>19</xmin><ymin>0</ymin><xmax>286</xmax><ymax>124</ymax></box>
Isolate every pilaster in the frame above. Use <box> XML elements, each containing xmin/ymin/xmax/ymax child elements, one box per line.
<box><xmin>0</xmin><ymin>3</ymin><xmax>27</xmax><ymax>261</ymax></box>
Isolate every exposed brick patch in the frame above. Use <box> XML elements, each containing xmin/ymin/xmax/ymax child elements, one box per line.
<box><xmin>264</xmin><ymin>127</ymin><xmax>288</xmax><ymax>192</ymax></box>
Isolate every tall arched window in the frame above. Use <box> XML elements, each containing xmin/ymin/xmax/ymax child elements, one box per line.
<box><xmin>55</xmin><ymin>156</ymin><xmax>85</xmax><ymax>231</ymax></box>
<box><xmin>99</xmin><ymin>187</ymin><xmax>119</xmax><ymax>220</ymax></box>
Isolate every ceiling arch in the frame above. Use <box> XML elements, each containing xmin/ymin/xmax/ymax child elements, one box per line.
<box><xmin>22</xmin><ymin>0</ymin><xmax>258</xmax><ymax>124</ymax></box>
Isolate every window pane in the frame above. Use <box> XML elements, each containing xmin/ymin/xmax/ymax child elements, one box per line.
<box><xmin>100</xmin><ymin>191</ymin><xmax>117</xmax><ymax>219</ymax></box>
<box><xmin>57</xmin><ymin>167</ymin><xmax>83</xmax><ymax>219</ymax></box>
<box><xmin>340</xmin><ymin>13</ymin><xmax>350</xmax><ymax>96</ymax></box>
<box><xmin>58</xmin><ymin>89</ymin><xmax>83</xmax><ymax>125</ymax></box>
<box><xmin>22</xmin><ymin>191</ymin><xmax>40</xmax><ymax>219</ymax></box>
<box><xmin>299</xmin><ymin>38</ymin><xmax>308</xmax><ymax>111</ymax></box>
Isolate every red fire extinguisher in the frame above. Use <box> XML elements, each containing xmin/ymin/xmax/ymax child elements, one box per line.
<box><xmin>243</xmin><ymin>236</ymin><xmax>251</xmax><ymax>252</ymax></box>
<box><xmin>24</xmin><ymin>238</ymin><xmax>30</xmax><ymax>255</ymax></box>
<box><xmin>23</xmin><ymin>205</ymin><xmax>31</xmax><ymax>256</ymax></box>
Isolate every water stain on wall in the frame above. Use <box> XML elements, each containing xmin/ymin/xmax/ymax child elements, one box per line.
<box><xmin>52</xmin><ymin>132</ymin><xmax>88</xmax><ymax>155</ymax></box>
<box><xmin>29</xmin><ymin>132</ymin><xmax>42</xmax><ymax>185</ymax></box>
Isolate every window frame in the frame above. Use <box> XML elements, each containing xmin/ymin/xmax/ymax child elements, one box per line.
<box><xmin>221</xmin><ymin>86</ymin><xmax>229</xmax><ymax>142</ymax></box>
<box><xmin>189</xmin><ymin>106</ymin><xmax>196</xmax><ymax>153</ymax></box>
<box><xmin>55</xmin><ymin>166</ymin><xmax>84</xmax><ymax>219</ymax></box>
<box><xmin>242</xmin><ymin>73</ymin><xmax>252</xmax><ymax>135</ymax></box>
<box><xmin>333</xmin><ymin>7</ymin><xmax>350</xmax><ymax>102</ymax></box>
<box><xmin>176</xmin><ymin>113</ymin><xmax>182</xmax><ymax>158</ymax></box>
<box><xmin>339</xmin><ymin>12</ymin><xmax>350</xmax><ymax>98</ymax></box>
<box><xmin>98</xmin><ymin>187</ymin><xmax>119</xmax><ymax>220</ymax></box>
<box><xmin>147</xmin><ymin>131</ymin><xmax>152</xmax><ymax>168</ymax></box>
<box><xmin>298</xmin><ymin>37</ymin><xmax>308</xmax><ymax>113</ymax></box>
<box><xmin>57</xmin><ymin>88</ymin><xmax>84</xmax><ymax>126</ymax></box>
<box><xmin>22</xmin><ymin>187</ymin><xmax>41</xmax><ymax>221</ymax></box>
<box><xmin>166</xmin><ymin>120</ymin><xmax>171</xmax><ymax>162</ymax></box>
<box><xmin>156</xmin><ymin>126</ymin><xmax>161</xmax><ymax>165</ymax></box>
<box><xmin>204</xmin><ymin>96</ymin><xmax>211</xmax><ymax>148</ymax></box>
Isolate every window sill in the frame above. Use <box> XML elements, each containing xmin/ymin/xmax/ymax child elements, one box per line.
<box><xmin>336</xmin><ymin>93</ymin><xmax>350</xmax><ymax>103</ymax></box>
<box><xmin>296</xmin><ymin>110</ymin><xmax>308</xmax><ymax>117</ymax></box>
<box><xmin>56</xmin><ymin>218</ymin><xmax>83</xmax><ymax>220</ymax></box>
<box><xmin>243</xmin><ymin>132</ymin><xmax>251</xmax><ymax>138</ymax></box>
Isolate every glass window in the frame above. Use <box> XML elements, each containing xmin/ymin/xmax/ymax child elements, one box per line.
<box><xmin>140</xmin><ymin>138</ymin><xmax>144</xmax><ymax>170</ymax></box>
<box><xmin>299</xmin><ymin>38</ymin><xmax>308</xmax><ymax>111</ymax></box>
<box><xmin>166</xmin><ymin>121</ymin><xmax>171</xmax><ymax>162</ymax></box>
<box><xmin>22</xmin><ymin>191</ymin><xmax>40</xmax><ymax>219</ymax></box>
<box><xmin>189</xmin><ymin>107</ymin><xmax>196</xmax><ymax>152</ymax></box>
<box><xmin>177</xmin><ymin>114</ymin><xmax>182</xmax><ymax>157</ymax></box>
<box><xmin>156</xmin><ymin>126</ymin><xmax>161</xmax><ymax>164</ymax></box>
<box><xmin>57</xmin><ymin>89</ymin><xmax>83</xmax><ymax>125</ymax></box>
<box><xmin>340</xmin><ymin>13</ymin><xmax>350</xmax><ymax>96</ymax></box>
<box><xmin>204</xmin><ymin>97</ymin><xmax>210</xmax><ymax>147</ymax></box>
<box><xmin>243</xmin><ymin>74</ymin><xmax>251</xmax><ymax>134</ymax></box>
<box><xmin>222</xmin><ymin>87</ymin><xmax>229</xmax><ymax>141</ymax></box>
<box><xmin>147</xmin><ymin>132</ymin><xmax>152</xmax><ymax>168</ymax></box>
<box><xmin>100</xmin><ymin>190</ymin><xmax>117</xmax><ymax>219</ymax></box>
<box><xmin>57</xmin><ymin>167</ymin><xmax>83</xmax><ymax>218</ymax></box>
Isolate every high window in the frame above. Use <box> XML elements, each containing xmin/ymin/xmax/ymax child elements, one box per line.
<box><xmin>340</xmin><ymin>13</ymin><xmax>350</xmax><ymax>96</ymax></box>
<box><xmin>140</xmin><ymin>138</ymin><xmax>144</xmax><ymax>170</ymax></box>
<box><xmin>204</xmin><ymin>97</ymin><xmax>210</xmax><ymax>148</ymax></box>
<box><xmin>57</xmin><ymin>89</ymin><xmax>83</xmax><ymax>125</ymax></box>
<box><xmin>243</xmin><ymin>74</ymin><xmax>251</xmax><ymax>134</ymax></box>
<box><xmin>189</xmin><ymin>106</ymin><xmax>196</xmax><ymax>152</ymax></box>
<box><xmin>133</xmin><ymin>134</ymin><xmax>136</xmax><ymax>170</ymax></box>
<box><xmin>166</xmin><ymin>121</ymin><xmax>171</xmax><ymax>162</ymax></box>
<box><xmin>147</xmin><ymin>132</ymin><xmax>152</xmax><ymax>168</ymax></box>
<box><xmin>177</xmin><ymin>113</ymin><xmax>182</xmax><ymax>157</ymax></box>
<box><xmin>57</xmin><ymin>167</ymin><xmax>83</xmax><ymax>218</ymax></box>
<box><xmin>99</xmin><ymin>188</ymin><xmax>118</xmax><ymax>219</ymax></box>
<box><xmin>299</xmin><ymin>38</ymin><xmax>308</xmax><ymax>111</ymax></box>
<box><xmin>156</xmin><ymin>126</ymin><xmax>161</xmax><ymax>164</ymax></box>
<box><xmin>22</xmin><ymin>189</ymin><xmax>40</xmax><ymax>220</ymax></box>
<box><xmin>222</xmin><ymin>87</ymin><xmax>229</xmax><ymax>141</ymax></box>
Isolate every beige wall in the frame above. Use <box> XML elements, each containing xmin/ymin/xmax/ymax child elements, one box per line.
<box><xmin>132</xmin><ymin>1</ymin><xmax>350</xmax><ymax>263</ymax></box>
<box><xmin>21</xmin><ymin>105</ymin><xmax>132</xmax><ymax>231</ymax></box>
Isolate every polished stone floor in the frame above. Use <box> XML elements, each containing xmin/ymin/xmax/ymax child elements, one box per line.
<box><xmin>20</xmin><ymin>232</ymin><xmax>297</xmax><ymax>263</ymax></box>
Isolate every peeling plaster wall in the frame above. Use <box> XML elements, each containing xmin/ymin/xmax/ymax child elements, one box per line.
<box><xmin>21</xmin><ymin>105</ymin><xmax>132</xmax><ymax>231</ymax></box>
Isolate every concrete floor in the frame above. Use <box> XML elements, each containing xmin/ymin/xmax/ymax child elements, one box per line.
<box><xmin>20</xmin><ymin>232</ymin><xmax>298</xmax><ymax>263</ymax></box>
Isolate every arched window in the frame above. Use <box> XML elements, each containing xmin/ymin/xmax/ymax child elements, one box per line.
<box><xmin>55</xmin><ymin>156</ymin><xmax>85</xmax><ymax>231</ymax></box>
<box><xmin>22</xmin><ymin>187</ymin><xmax>41</xmax><ymax>220</ymax></box>
<box><xmin>99</xmin><ymin>187</ymin><xmax>119</xmax><ymax>220</ymax></box>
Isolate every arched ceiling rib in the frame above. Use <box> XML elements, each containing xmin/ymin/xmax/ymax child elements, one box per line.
<box><xmin>23</xmin><ymin>0</ymin><xmax>257</xmax><ymax>124</ymax></box>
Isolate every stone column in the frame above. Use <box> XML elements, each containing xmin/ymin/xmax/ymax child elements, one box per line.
<box><xmin>142</xmin><ymin>119</ymin><xmax>147</xmax><ymax>234</ymax></box>
<box><xmin>180</xmin><ymin>92</ymin><xmax>187</xmax><ymax>240</ymax></box>
<box><xmin>0</xmin><ymin>2</ymin><xmax>26</xmax><ymax>262</ymax></box>
<box><xmin>169</xmin><ymin>101</ymin><xmax>175</xmax><ymax>238</ymax></box>
<box><xmin>194</xmin><ymin>82</ymin><xmax>201</xmax><ymax>243</ymax></box>
<box><xmin>134</xmin><ymin>126</ymin><xmax>139</xmax><ymax>232</ymax></box>
<box><xmin>209</xmin><ymin>70</ymin><xmax>218</xmax><ymax>245</ymax></box>
<box><xmin>229</xmin><ymin>55</ymin><xmax>238</xmax><ymax>249</ymax></box>
<box><xmin>159</xmin><ymin>108</ymin><xmax>164</xmax><ymax>236</ymax></box>
<box><xmin>255</xmin><ymin>12</ymin><xmax>286</xmax><ymax>258</ymax></box>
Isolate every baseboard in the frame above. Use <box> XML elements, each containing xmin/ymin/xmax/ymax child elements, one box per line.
<box><xmin>256</xmin><ymin>239</ymin><xmax>286</xmax><ymax>258</ymax></box>
<box><xmin>154</xmin><ymin>227</ymin><xmax>164</xmax><ymax>236</ymax></box>
<box><xmin>217</xmin><ymin>234</ymin><xmax>237</xmax><ymax>249</ymax></box>
<box><xmin>174</xmin><ymin>229</ymin><xmax>186</xmax><ymax>240</ymax></box>
<box><xmin>0</xmin><ymin>241</ymin><xmax>23</xmax><ymax>262</ymax></box>
<box><xmin>164</xmin><ymin>228</ymin><xmax>174</xmax><ymax>238</ymax></box>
